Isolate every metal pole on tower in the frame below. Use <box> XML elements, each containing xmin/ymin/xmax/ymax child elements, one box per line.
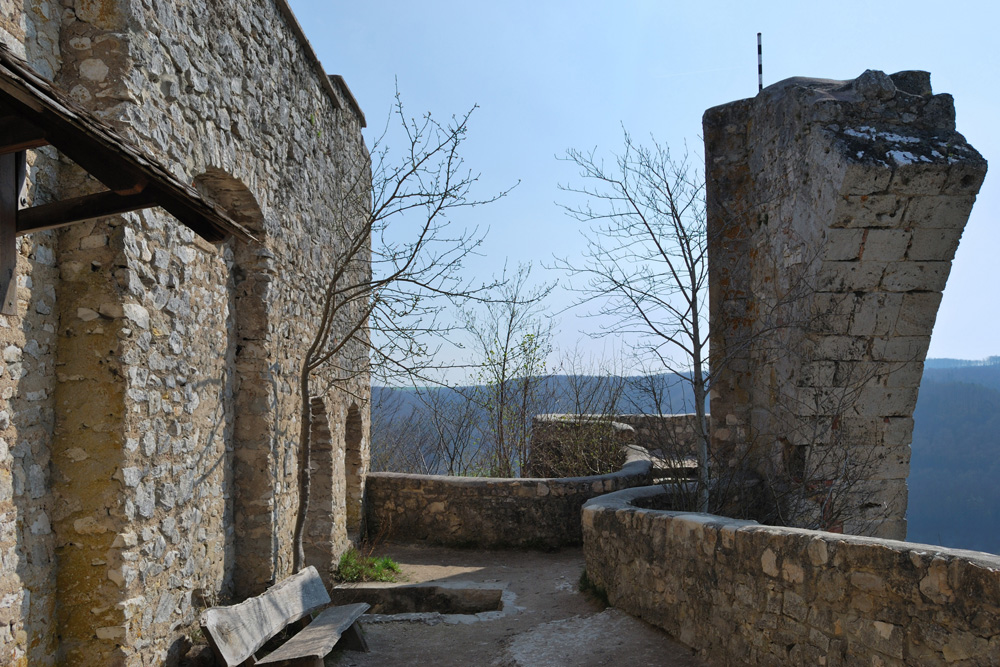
<box><xmin>757</xmin><ymin>32</ymin><xmax>763</xmax><ymax>92</ymax></box>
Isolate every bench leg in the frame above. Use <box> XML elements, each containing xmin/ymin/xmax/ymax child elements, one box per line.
<box><xmin>339</xmin><ymin>621</ymin><xmax>369</xmax><ymax>653</ymax></box>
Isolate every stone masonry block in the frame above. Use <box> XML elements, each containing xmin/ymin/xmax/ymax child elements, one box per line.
<box><xmin>880</xmin><ymin>261</ymin><xmax>951</xmax><ymax>292</ymax></box>
<box><xmin>851</xmin><ymin>386</ymin><xmax>919</xmax><ymax>417</ymax></box>
<box><xmin>883</xmin><ymin>361</ymin><xmax>924</xmax><ymax>388</ymax></box>
<box><xmin>894</xmin><ymin>292</ymin><xmax>942</xmax><ymax>337</ymax></box>
<box><xmin>888</xmin><ymin>162</ymin><xmax>949</xmax><ymax>195</ymax></box>
<box><xmin>816</xmin><ymin>261</ymin><xmax>885</xmax><ymax>292</ymax></box>
<box><xmin>906</xmin><ymin>227</ymin><xmax>963</xmax><ymax>262</ymax></box>
<box><xmin>811</xmin><ymin>292</ymin><xmax>858</xmax><ymax>334</ymax></box>
<box><xmin>884</xmin><ymin>417</ymin><xmax>915</xmax><ymax>446</ymax></box>
<box><xmin>833</xmin><ymin>194</ymin><xmax>905</xmax><ymax>228</ymax></box>
<box><xmin>823</xmin><ymin>228</ymin><xmax>865</xmax><ymax>261</ymax></box>
<box><xmin>805</xmin><ymin>335</ymin><xmax>869</xmax><ymax>362</ymax></box>
<box><xmin>785</xmin><ymin>416</ymin><xmax>833</xmax><ymax>446</ymax></box>
<box><xmin>830</xmin><ymin>359</ymin><xmax>887</xmax><ymax>388</ymax></box>
<box><xmin>810</xmin><ymin>444</ymin><xmax>910</xmax><ymax>481</ymax></box>
<box><xmin>942</xmin><ymin>160</ymin><xmax>988</xmax><ymax>195</ymax></box>
<box><xmin>852</xmin><ymin>517</ymin><xmax>907</xmax><ymax>540</ymax></box>
<box><xmin>860</xmin><ymin>229</ymin><xmax>911</xmax><ymax>262</ymax></box>
<box><xmin>839</xmin><ymin>162</ymin><xmax>893</xmax><ymax>196</ymax></box>
<box><xmin>849</xmin><ymin>293</ymin><xmax>903</xmax><ymax>337</ymax></box>
<box><xmin>799</xmin><ymin>361</ymin><xmax>838</xmax><ymax>388</ymax></box>
<box><xmin>835</xmin><ymin>416</ymin><xmax>888</xmax><ymax>446</ymax></box>
<box><xmin>853</xmin><ymin>478</ymin><xmax>908</xmax><ymax>515</ymax></box>
<box><xmin>792</xmin><ymin>387</ymin><xmax>857</xmax><ymax>417</ymax></box>
<box><xmin>903</xmin><ymin>195</ymin><xmax>978</xmax><ymax>230</ymax></box>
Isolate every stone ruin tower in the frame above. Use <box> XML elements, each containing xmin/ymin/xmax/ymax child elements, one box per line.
<box><xmin>705</xmin><ymin>70</ymin><xmax>987</xmax><ymax>539</ymax></box>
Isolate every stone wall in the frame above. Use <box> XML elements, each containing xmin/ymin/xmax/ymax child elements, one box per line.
<box><xmin>0</xmin><ymin>1</ymin><xmax>371</xmax><ymax>665</ymax></box>
<box><xmin>705</xmin><ymin>71</ymin><xmax>987</xmax><ymax>538</ymax></box>
<box><xmin>583</xmin><ymin>485</ymin><xmax>1000</xmax><ymax>666</ymax></box>
<box><xmin>365</xmin><ymin>451</ymin><xmax>652</xmax><ymax>549</ymax></box>
<box><xmin>529</xmin><ymin>413</ymin><xmax>705</xmax><ymax>478</ymax></box>
<box><xmin>527</xmin><ymin>414</ymin><xmax>633</xmax><ymax>477</ymax></box>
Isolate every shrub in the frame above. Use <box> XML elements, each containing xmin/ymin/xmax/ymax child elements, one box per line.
<box><xmin>337</xmin><ymin>548</ymin><xmax>401</xmax><ymax>582</ymax></box>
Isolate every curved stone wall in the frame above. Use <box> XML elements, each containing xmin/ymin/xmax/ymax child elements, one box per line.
<box><xmin>582</xmin><ymin>485</ymin><xmax>1000</xmax><ymax>665</ymax></box>
<box><xmin>365</xmin><ymin>451</ymin><xmax>652</xmax><ymax>549</ymax></box>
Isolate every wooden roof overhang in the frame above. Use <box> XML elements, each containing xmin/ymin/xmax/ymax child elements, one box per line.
<box><xmin>0</xmin><ymin>43</ymin><xmax>257</xmax><ymax>315</ymax></box>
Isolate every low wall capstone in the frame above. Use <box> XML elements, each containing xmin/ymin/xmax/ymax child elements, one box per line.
<box><xmin>365</xmin><ymin>449</ymin><xmax>652</xmax><ymax>549</ymax></box>
<box><xmin>583</xmin><ymin>485</ymin><xmax>1000</xmax><ymax>665</ymax></box>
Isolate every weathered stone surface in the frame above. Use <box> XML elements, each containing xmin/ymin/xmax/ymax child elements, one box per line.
<box><xmin>705</xmin><ymin>70</ymin><xmax>986</xmax><ymax>539</ymax></box>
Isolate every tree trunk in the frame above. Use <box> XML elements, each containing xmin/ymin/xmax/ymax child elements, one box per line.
<box><xmin>692</xmin><ymin>365</ymin><xmax>709</xmax><ymax>513</ymax></box>
<box><xmin>292</xmin><ymin>364</ymin><xmax>312</xmax><ymax>572</ymax></box>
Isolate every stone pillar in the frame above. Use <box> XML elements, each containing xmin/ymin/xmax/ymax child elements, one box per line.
<box><xmin>303</xmin><ymin>396</ymin><xmax>342</xmax><ymax>589</ymax></box>
<box><xmin>705</xmin><ymin>70</ymin><xmax>987</xmax><ymax>539</ymax></box>
<box><xmin>51</xmin><ymin>219</ymin><xmax>131</xmax><ymax>666</ymax></box>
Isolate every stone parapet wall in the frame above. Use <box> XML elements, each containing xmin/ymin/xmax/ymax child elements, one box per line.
<box><xmin>366</xmin><ymin>452</ymin><xmax>652</xmax><ymax>549</ymax></box>
<box><xmin>583</xmin><ymin>485</ymin><xmax>1000</xmax><ymax>665</ymax></box>
<box><xmin>613</xmin><ymin>413</ymin><xmax>704</xmax><ymax>456</ymax></box>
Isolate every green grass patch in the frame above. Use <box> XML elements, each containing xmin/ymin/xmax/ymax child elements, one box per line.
<box><xmin>337</xmin><ymin>548</ymin><xmax>401</xmax><ymax>582</ymax></box>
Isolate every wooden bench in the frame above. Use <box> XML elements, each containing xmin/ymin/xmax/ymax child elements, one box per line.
<box><xmin>200</xmin><ymin>566</ymin><xmax>369</xmax><ymax>667</ymax></box>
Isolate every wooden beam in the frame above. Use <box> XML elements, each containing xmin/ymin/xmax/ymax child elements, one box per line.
<box><xmin>0</xmin><ymin>152</ymin><xmax>17</xmax><ymax>314</ymax></box>
<box><xmin>0</xmin><ymin>114</ymin><xmax>46</xmax><ymax>154</ymax></box>
<box><xmin>0</xmin><ymin>47</ymin><xmax>255</xmax><ymax>242</ymax></box>
<box><xmin>149</xmin><ymin>186</ymin><xmax>230</xmax><ymax>244</ymax></box>
<box><xmin>16</xmin><ymin>189</ymin><xmax>157</xmax><ymax>235</ymax></box>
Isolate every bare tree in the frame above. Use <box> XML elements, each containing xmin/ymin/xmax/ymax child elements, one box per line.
<box><xmin>462</xmin><ymin>263</ymin><xmax>554</xmax><ymax>477</ymax></box>
<box><xmin>370</xmin><ymin>385</ymin><xmax>485</xmax><ymax>476</ymax></box>
<box><xmin>556</xmin><ymin>132</ymin><xmax>712</xmax><ymax>511</ymax></box>
<box><xmin>369</xmin><ymin>388</ymin><xmax>439</xmax><ymax>474</ymax></box>
<box><xmin>416</xmin><ymin>385</ymin><xmax>486</xmax><ymax>475</ymax></box>
<box><xmin>551</xmin><ymin>347</ymin><xmax>628</xmax><ymax>416</ymax></box>
<box><xmin>292</xmin><ymin>94</ymin><xmax>514</xmax><ymax>571</ymax></box>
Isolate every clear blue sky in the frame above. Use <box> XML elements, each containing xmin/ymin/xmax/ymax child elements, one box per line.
<box><xmin>289</xmin><ymin>0</ymin><xmax>998</xmax><ymax>366</ymax></box>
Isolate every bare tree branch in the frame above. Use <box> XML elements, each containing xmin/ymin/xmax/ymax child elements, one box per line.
<box><xmin>292</xmin><ymin>93</ymin><xmax>516</xmax><ymax>571</ymax></box>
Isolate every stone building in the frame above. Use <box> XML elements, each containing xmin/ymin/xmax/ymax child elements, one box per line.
<box><xmin>705</xmin><ymin>70</ymin><xmax>986</xmax><ymax>540</ymax></box>
<box><xmin>0</xmin><ymin>1</ymin><xmax>371</xmax><ymax>665</ymax></box>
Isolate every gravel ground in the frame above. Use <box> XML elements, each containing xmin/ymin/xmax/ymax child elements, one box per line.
<box><xmin>324</xmin><ymin>544</ymin><xmax>705</xmax><ymax>667</ymax></box>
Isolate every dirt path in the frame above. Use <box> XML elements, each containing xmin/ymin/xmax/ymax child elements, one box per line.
<box><xmin>326</xmin><ymin>544</ymin><xmax>705</xmax><ymax>667</ymax></box>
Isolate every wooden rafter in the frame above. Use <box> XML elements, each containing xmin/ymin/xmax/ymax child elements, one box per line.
<box><xmin>0</xmin><ymin>114</ymin><xmax>46</xmax><ymax>155</ymax></box>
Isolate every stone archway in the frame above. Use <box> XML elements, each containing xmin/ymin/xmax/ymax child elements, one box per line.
<box><xmin>344</xmin><ymin>403</ymin><xmax>365</xmax><ymax>543</ymax></box>
<box><xmin>194</xmin><ymin>169</ymin><xmax>275</xmax><ymax>598</ymax></box>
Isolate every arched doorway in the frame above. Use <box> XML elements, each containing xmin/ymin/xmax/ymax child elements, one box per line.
<box><xmin>194</xmin><ymin>169</ymin><xmax>275</xmax><ymax>598</ymax></box>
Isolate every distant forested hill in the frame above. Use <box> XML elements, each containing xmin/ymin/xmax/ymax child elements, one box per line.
<box><xmin>373</xmin><ymin>359</ymin><xmax>1000</xmax><ymax>554</ymax></box>
<box><xmin>907</xmin><ymin>362</ymin><xmax>1000</xmax><ymax>554</ymax></box>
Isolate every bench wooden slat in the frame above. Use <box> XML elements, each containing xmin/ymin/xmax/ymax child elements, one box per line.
<box><xmin>200</xmin><ymin>566</ymin><xmax>332</xmax><ymax>667</ymax></box>
<box><xmin>256</xmin><ymin>602</ymin><xmax>370</xmax><ymax>666</ymax></box>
